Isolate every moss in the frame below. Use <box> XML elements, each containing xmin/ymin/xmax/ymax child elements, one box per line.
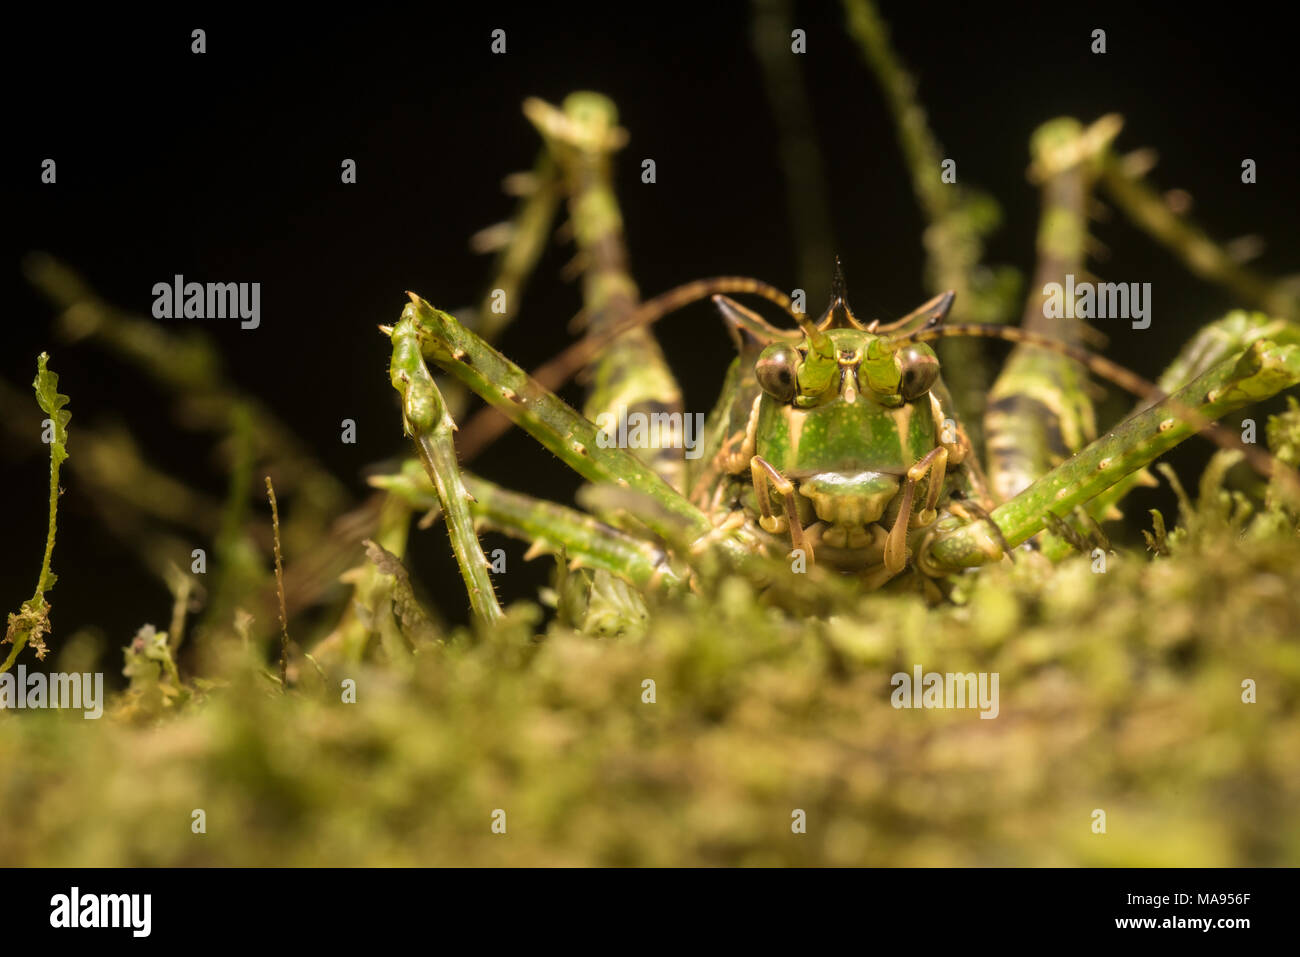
<box><xmin>2</xmin><ymin>466</ymin><xmax>1299</xmax><ymax>866</ymax></box>
<box><xmin>3</xmin><ymin>354</ymin><xmax>70</xmax><ymax>672</ymax></box>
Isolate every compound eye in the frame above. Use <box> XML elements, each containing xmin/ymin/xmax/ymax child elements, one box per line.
<box><xmin>897</xmin><ymin>344</ymin><xmax>939</xmax><ymax>400</ymax></box>
<box><xmin>756</xmin><ymin>344</ymin><xmax>800</xmax><ymax>402</ymax></box>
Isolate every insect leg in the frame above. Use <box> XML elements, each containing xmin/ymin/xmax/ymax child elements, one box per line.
<box><xmin>984</xmin><ymin>117</ymin><xmax>1118</xmax><ymax>505</ymax></box>
<box><xmin>525</xmin><ymin>93</ymin><xmax>687</xmax><ymax>491</ymax></box>
<box><xmin>371</xmin><ymin>462</ymin><xmax>686</xmax><ymax>594</ymax></box>
<box><xmin>845</xmin><ymin>0</ymin><xmax>1016</xmax><ymax>434</ymax></box>
<box><xmin>885</xmin><ymin>445</ymin><xmax>947</xmax><ymax>574</ymax></box>
<box><xmin>1040</xmin><ymin>311</ymin><xmax>1300</xmax><ymax>557</ymax></box>
<box><xmin>919</xmin><ymin>339</ymin><xmax>1300</xmax><ymax>574</ymax></box>
<box><xmin>472</xmin><ymin>150</ymin><xmax>562</xmax><ymax>347</ymax></box>
<box><xmin>920</xmin><ymin>445</ymin><xmax>950</xmax><ymax>518</ymax></box>
<box><xmin>751</xmin><ymin>455</ymin><xmax>812</xmax><ymax>562</ymax></box>
<box><xmin>389</xmin><ymin>295</ymin><xmax>750</xmax><ymax>570</ymax></box>
<box><xmin>455</xmin><ymin>279</ymin><xmax>796</xmax><ymax>462</ymax></box>
<box><xmin>388</xmin><ymin>319</ymin><xmax>503</xmax><ymax>625</ymax></box>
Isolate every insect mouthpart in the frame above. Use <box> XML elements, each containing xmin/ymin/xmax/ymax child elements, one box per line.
<box><xmin>841</xmin><ymin>367</ymin><xmax>859</xmax><ymax>404</ymax></box>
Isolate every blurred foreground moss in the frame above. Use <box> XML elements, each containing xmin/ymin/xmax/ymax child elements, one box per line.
<box><xmin>3</xmin><ymin>453</ymin><xmax>1299</xmax><ymax>866</ymax></box>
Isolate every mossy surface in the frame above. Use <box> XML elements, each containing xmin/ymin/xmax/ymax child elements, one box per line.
<box><xmin>4</xmin><ymin>460</ymin><xmax>1298</xmax><ymax>866</ymax></box>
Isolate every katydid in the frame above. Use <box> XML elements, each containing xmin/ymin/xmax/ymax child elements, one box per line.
<box><xmin>384</xmin><ymin>263</ymin><xmax>1300</xmax><ymax>621</ymax></box>
<box><xmin>380</xmin><ymin>94</ymin><xmax>1300</xmax><ymax>624</ymax></box>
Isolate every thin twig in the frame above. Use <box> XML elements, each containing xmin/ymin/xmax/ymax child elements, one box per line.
<box><xmin>265</xmin><ymin>476</ymin><xmax>289</xmax><ymax>690</ymax></box>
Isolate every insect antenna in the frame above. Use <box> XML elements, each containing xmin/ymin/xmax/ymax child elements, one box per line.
<box><xmin>892</xmin><ymin>321</ymin><xmax>1293</xmax><ymax>484</ymax></box>
<box><xmin>868</xmin><ymin>290</ymin><xmax>956</xmax><ymax>334</ymax></box>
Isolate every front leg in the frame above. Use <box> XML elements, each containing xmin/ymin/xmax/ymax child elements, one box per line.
<box><xmin>1042</xmin><ymin>310</ymin><xmax>1300</xmax><ymax>557</ymax></box>
<box><xmin>919</xmin><ymin>339</ymin><xmax>1300</xmax><ymax>575</ymax></box>
<box><xmin>389</xmin><ymin>319</ymin><xmax>503</xmax><ymax>625</ymax></box>
<box><xmin>390</xmin><ymin>294</ymin><xmax>762</xmax><ymax>577</ymax></box>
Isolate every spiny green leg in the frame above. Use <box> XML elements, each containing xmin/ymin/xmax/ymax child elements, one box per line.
<box><xmin>389</xmin><ymin>318</ymin><xmax>503</xmax><ymax>625</ymax></box>
<box><xmin>1154</xmin><ymin>312</ymin><xmax>1300</xmax><ymax>392</ymax></box>
<box><xmin>752</xmin><ymin>0</ymin><xmax>834</xmax><ymax>296</ymax></box>
<box><xmin>371</xmin><ymin>459</ymin><xmax>687</xmax><ymax>594</ymax></box>
<box><xmin>525</xmin><ymin>93</ymin><xmax>688</xmax><ymax>491</ymax></box>
<box><xmin>454</xmin><ymin>275</ymin><xmax>796</xmax><ymax>464</ymax></box>
<box><xmin>472</xmin><ymin>150</ymin><xmax>562</xmax><ymax>347</ymax></box>
<box><xmin>843</xmin><ymin>0</ymin><xmax>1020</xmax><ymax>443</ymax></box>
<box><xmin>386</xmin><ymin>143</ymin><xmax>559</xmax><ymax>628</ymax></box>
<box><xmin>393</xmin><ymin>296</ymin><xmax>869</xmax><ymax>612</ymax></box>
<box><xmin>985</xmin><ymin>116</ymin><xmax>1118</xmax><ymax>505</ymax></box>
<box><xmin>920</xmin><ymin>339</ymin><xmax>1300</xmax><ymax>573</ymax></box>
<box><xmin>393</xmin><ymin>294</ymin><xmax>750</xmax><ymax>568</ymax></box>
<box><xmin>440</xmin><ymin>149</ymin><xmax>562</xmax><ymax>427</ymax></box>
<box><xmin>1041</xmin><ymin>311</ymin><xmax>1300</xmax><ymax>558</ymax></box>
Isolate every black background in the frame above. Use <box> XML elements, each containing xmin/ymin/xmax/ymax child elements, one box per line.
<box><xmin>5</xmin><ymin>2</ymin><xmax>1298</xmax><ymax>656</ymax></box>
